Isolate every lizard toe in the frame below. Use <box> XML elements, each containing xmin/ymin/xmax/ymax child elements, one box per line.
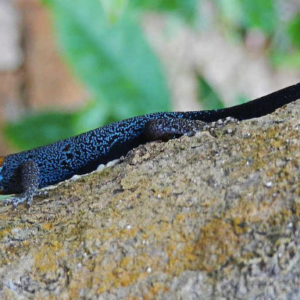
<box><xmin>4</xmin><ymin>194</ymin><xmax>28</xmax><ymax>209</ymax></box>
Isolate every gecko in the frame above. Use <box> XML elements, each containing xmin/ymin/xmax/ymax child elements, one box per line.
<box><xmin>1</xmin><ymin>83</ymin><xmax>300</xmax><ymax>208</ymax></box>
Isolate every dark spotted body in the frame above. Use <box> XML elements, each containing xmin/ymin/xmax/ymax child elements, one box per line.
<box><xmin>1</xmin><ymin>83</ymin><xmax>300</xmax><ymax>207</ymax></box>
<box><xmin>0</xmin><ymin>111</ymin><xmax>210</xmax><ymax>193</ymax></box>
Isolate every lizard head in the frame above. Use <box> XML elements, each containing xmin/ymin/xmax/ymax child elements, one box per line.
<box><xmin>0</xmin><ymin>156</ymin><xmax>4</xmax><ymax>194</ymax></box>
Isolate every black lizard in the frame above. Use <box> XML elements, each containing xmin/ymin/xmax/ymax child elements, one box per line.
<box><xmin>1</xmin><ymin>83</ymin><xmax>300</xmax><ymax>208</ymax></box>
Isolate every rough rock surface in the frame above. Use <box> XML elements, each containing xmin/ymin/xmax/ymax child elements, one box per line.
<box><xmin>1</xmin><ymin>100</ymin><xmax>300</xmax><ymax>299</ymax></box>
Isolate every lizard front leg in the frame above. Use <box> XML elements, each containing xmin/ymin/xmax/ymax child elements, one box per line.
<box><xmin>4</xmin><ymin>161</ymin><xmax>40</xmax><ymax>209</ymax></box>
<box><xmin>144</xmin><ymin>117</ymin><xmax>238</xmax><ymax>141</ymax></box>
<box><xmin>144</xmin><ymin>118</ymin><xmax>212</xmax><ymax>141</ymax></box>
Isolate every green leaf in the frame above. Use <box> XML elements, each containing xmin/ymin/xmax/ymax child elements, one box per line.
<box><xmin>130</xmin><ymin>0</ymin><xmax>197</xmax><ymax>23</ymax></box>
<box><xmin>288</xmin><ymin>14</ymin><xmax>300</xmax><ymax>48</ymax></box>
<box><xmin>197</xmin><ymin>76</ymin><xmax>225</xmax><ymax>110</ymax></box>
<box><xmin>241</xmin><ymin>0</ymin><xmax>277</xmax><ymax>34</ymax></box>
<box><xmin>3</xmin><ymin>99</ymin><xmax>116</xmax><ymax>151</ymax></box>
<box><xmin>215</xmin><ymin>0</ymin><xmax>277</xmax><ymax>34</ymax></box>
<box><xmin>100</xmin><ymin>0</ymin><xmax>128</xmax><ymax>24</ymax></box>
<box><xmin>236</xmin><ymin>95</ymin><xmax>249</xmax><ymax>105</ymax></box>
<box><xmin>4</xmin><ymin>112</ymin><xmax>79</xmax><ymax>150</ymax></box>
<box><xmin>45</xmin><ymin>0</ymin><xmax>170</xmax><ymax>120</ymax></box>
<box><xmin>271</xmin><ymin>51</ymin><xmax>300</xmax><ymax>68</ymax></box>
<box><xmin>214</xmin><ymin>0</ymin><xmax>243</xmax><ymax>27</ymax></box>
<box><xmin>73</xmin><ymin>99</ymin><xmax>110</xmax><ymax>133</ymax></box>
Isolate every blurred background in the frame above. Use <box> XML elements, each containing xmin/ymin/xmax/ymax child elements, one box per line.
<box><xmin>1</xmin><ymin>0</ymin><xmax>300</xmax><ymax>155</ymax></box>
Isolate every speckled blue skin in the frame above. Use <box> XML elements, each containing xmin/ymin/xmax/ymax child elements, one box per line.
<box><xmin>1</xmin><ymin>82</ymin><xmax>300</xmax><ymax>198</ymax></box>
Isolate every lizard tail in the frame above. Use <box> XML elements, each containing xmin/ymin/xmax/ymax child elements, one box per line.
<box><xmin>183</xmin><ymin>82</ymin><xmax>300</xmax><ymax>122</ymax></box>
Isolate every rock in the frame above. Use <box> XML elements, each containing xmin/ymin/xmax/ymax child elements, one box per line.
<box><xmin>1</xmin><ymin>100</ymin><xmax>300</xmax><ymax>299</ymax></box>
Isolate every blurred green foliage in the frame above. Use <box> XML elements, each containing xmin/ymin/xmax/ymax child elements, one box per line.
<box><xmin>129</xmin><ymin>0</ymin><xmax>197</xmax><ymax>23</ymax></box>
<box><xmin>215</xmin><ymin>0</ymin><xmax>277</xmax><ymax>34</ymax></box>
<box><xmin>47</xmin><ymin>0</ymin><xmax>170</xmax><ymax>118</ymax></box>
<box><xmin>4</xmin><ymin>0</ymin><xmax>300</xmax><ymax>150</ymax></box>
<box><xmin>5</xmin><ymin>112</ymin><xmax>78</xmax><ymax>150</ymax></box>
<box><xmin>197</xmin><ymin>76</ymin><xmax>225</xmax><ymax>110</ymax></box>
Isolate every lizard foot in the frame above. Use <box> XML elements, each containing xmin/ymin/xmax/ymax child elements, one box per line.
<box><xmin>4</xmin><ymin>192</ymin><xmax>34</xmax><ymax>210</ymax></box>
<box><xmin>3</xmin><ymin>189</ymin><xmax>49</xmax><ymax>209</ymax></box>
<box><xmin>3</xmin><ymin>160</ymin><xmax>40</xmax><ymax>209</ymax></box>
